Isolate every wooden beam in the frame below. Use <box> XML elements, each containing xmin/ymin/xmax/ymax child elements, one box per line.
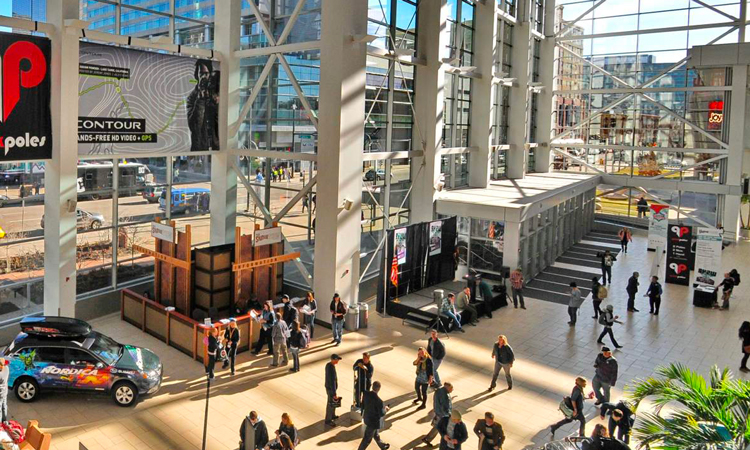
<box><xmin>232</xmin><ymin>252</ymin><xmax>301</xmax><ymax>272</ymax></box>
<box><xmin>132</xmin><ymin>245</ymin><xmax>191</xmax><ymax>269</ymax></box>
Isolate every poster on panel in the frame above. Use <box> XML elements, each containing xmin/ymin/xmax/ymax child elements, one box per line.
<box><xmin>429</xmin><ymin>221</ymin><xmax>442</xmax><ymax>256</ymax></box>
<box><xmin>0</xmin><ymin>33</ymin><xmax>52</xmax><ymax>162</ymax></box>
<box><xmin>666</xmin><ymin>224</ymin><xmax>691</xmax><ymax>285</ymax></box>
<box><xmin>78</xmin><ymin>42</ymin><xmax>220</xmax><ymax>155</ymax></box>
<box><xmin>394</xmin><ymin>228</ymin><xmax>407</xmax><ymax>265</ymax></box>
<box><xmin>693</xmin><ymin>227</ymin><xmax>723</xmax><ymax>288</ymax></box>
<box><xmin>647</xmin><ymin>204</ymin><xmax>669</xmax><ymax>250</ymax></box>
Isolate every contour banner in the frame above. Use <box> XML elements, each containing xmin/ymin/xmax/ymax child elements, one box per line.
<box><xmin>78</xmin><ymin>42</ymin><xmax>219</xmax><ymax>155</ymax></box>
<box><xmin>0</xmin><ymin>32</ymin><xmax>52</xmax><ymax>162</ymax></box>
<box><xmin>666</xmin><ymin>224</ymin><xmax>691</xmax><ymax>286</ymax></box>
<box><xmin>648</xmin><ymin>204</ymin><xmax>669</xmax><ymax>250</ymax></box>
<box><xmin>394</xmin><ymin>228</ymin><xmax>407</xmax><ymax>265</ymax></box>
<box><xmin>429</xmin><ymin>221</ymin><xmax>442</xmax><ymax>256</ymax></box>
<box><xmin>694</xmin><ymin>227</ymin><xmax>723</xmax><ymax>288</ymax></box>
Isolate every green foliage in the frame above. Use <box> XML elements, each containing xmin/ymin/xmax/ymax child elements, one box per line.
<box><xmin>627</xmin><ymin>364</ymin><xmax>750</xmax><ymax>450</ymax></box>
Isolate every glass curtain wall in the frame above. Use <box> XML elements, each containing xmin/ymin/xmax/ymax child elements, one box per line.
<box><xmin>491</xmin><ymin>18</ymin><xmax>513</xmax><ymax>180</ymax></box>
<box><xmin>553</xmin><ymin>0</ymin><xmax>740</xmax><ymax>224</ymax></box>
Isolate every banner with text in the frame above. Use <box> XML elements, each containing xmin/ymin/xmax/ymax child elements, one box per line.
<box><xmin>648</xmin><ymin>204</ymin><xmax>670</xmax><ymax>250</ymax></box>
<box><xmin>394</xmin><ymin>228</ymin><xmax>407</xmax><ymax>265</ymax></box>
<box><xmin>429</xmin><ymin>221</ymin><xmax>442</xmax><ymax>256</ymax></box>
<box><xmin>693</xmin><ymin>227</ymin><xmax>723</xmax><ymax>288</ymax></box>
<box><xmin>666</xmin><ymin>224</ymin><xmax>691</xmax><ymax>285</ymax></box>
<box><xmin>78</xmin><ymin>42</ymin><xmax>220</xmax><ymax>155</ymax></box>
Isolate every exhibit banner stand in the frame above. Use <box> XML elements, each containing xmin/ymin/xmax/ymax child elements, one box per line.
<box><xmin>693</xmin><ymin>227</ymin><xmax>723</xmax><ymax>289</ymax></box>
<box><xmin>650</xmin><ymin>245</ymin><xmax>664</xmax><ymax>280</ymax></box>
<box><xmin>648</xmin><ymin>204</ymin><xmax>669</xmax><ymax>251</ymax></box>
<box><xmin>666</xmin><ymin>224</ymin><xmax>691</xmax><ymax>286</ymax></box>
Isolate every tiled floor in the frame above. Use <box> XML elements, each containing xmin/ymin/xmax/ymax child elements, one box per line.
<box><xmin>9</xmin><ymin>234</ymin><xmax>750</xmax><ymax>450</ymax></box>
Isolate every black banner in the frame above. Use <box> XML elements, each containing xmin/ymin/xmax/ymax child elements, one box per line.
<box><xmin>0</xmin><ymin>33</ymin><xmax>52</xmax><ymax>162</ymax></box>
<box><xmin>666</xmin><ymin>224</ymin><xmax>692</xmax><ymax>285</ymax></box>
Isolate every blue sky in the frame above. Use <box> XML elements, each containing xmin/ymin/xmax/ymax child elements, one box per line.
<box><xmin>0</xmin><ymin>2</ymin><xmax>11</xmax><ymax>33</ymax></box>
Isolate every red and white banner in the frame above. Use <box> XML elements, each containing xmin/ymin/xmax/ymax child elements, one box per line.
<box><xmin>648</xmin><ymin>204</ymin><xmax>669</xmax><ymax>250</ymax></box>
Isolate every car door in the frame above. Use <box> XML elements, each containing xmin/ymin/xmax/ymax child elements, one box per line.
<box><xmin>64</xmin><ymin>348</ymin><xmax>108</xmax><ymax>392</ymax></box>
<box><xmin>30</xmin><ymin>347</ymin><xmax>69</xmax><ymax>390</ymax></box>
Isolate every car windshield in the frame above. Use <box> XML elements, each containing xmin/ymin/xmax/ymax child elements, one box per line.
<box><xmin>88</xmin><ymin>333</ymin><xmax>122</xmax><ymax>365</ymax></box>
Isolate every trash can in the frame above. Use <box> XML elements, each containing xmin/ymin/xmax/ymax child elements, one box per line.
<box><xmin>358</xmin><ymin>303</ymin><xmax>369</xmax><ymax>329</ymax></box>
<box><xmin>345</xmin><ymin>304</ymin><xmax>360</xmax><ymax>332</ymax></box>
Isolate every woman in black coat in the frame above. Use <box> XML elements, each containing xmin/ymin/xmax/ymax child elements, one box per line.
<box><xmin>413</xmin><ymin>347</ymin><xmax>434</xmax><ymax>410</ymax></box>
<box><xmin>740</xmin><ymin>321</ymin><xmax>750</xmax><ymax>372</ymax></box>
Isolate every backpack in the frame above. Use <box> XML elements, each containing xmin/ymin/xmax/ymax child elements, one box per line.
<box><xmin>598</xmin><ymin>313</ymin><xmax>609</xmax><ymax>326</ymax></box>
<box><xmin>604</xmin><ymin>256</ymin><xmax>613</xmax><ymax>267</ymax></box>
<box><xmin>598</xmin><ymin>286</ymin><xmax>609</xmax><ymax>299</ymax></box>
<box><xmin>299</xmin><ymin>329</ymin><xmax>309</xmax><ymax>349</ymax></box>
<box><xmin>559</xmin><ymin>397</ymin><xmax>574</xmax><ymax>418</ymax></box>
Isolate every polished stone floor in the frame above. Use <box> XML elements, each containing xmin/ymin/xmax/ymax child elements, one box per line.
<box><xmin>11</xmin><ymin>234</ymin><xmax>749</xmax><ymax>450</ymax></box>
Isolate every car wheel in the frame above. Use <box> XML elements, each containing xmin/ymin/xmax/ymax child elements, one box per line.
<box><xmin>184</xmin><ymin>207</ymin><xmax>192</xmax><ymax>215</ymax></box>
<box><xmin>14</xmin><ymin>377</ymin><xmax>39</xmax><ymax>403</ymax></box>
<box><xmin>112</xmin><ymin>382</ymin><xmax>139</xmax><ymax>407</ymax></box>
<box><xmin>90</xmin><ymin>220</ymin><xmax>102</xmax><ymax>230</ymax></box>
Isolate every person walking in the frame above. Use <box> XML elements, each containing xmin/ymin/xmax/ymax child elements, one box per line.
<box><xmin>600</xmin><ymin>400</ymin><xmax>634</xmax><ymax>444</ymax></box>
<box><xmin>739</xmin><ymin>321</ymin><xmax>750</xmax><ymax>373</ymax></box>
<box><xmin>413</xmin><ymin>347</ymin><xmax>434</xmax><ymax>410</ymax></box>
<box><xmin>330</xmin><ymin>293</ymin><xmax>347</xmax><ymax>345</ymax></box>
<box><xmin>281</xmin><ymin>295</ymin><xmax>299</xmax><ymax>327</ymax></box>
<box><xmin>568</xmin><ymin>282</ymin><xmax>584</xmax><ymax>326</ymax></box>
<box><xmin>596</xmin><ymin>250</ymin><xmax>617</xmax><ymax>285</ymax></box>
<box><xmin>592</xmin><ymin>347</ymin><xmax>618</xmax><ymax>406</ymax></box>
<box><xmin>591</xmin><ymin>277</ymin><xmax>603</xmax><ymax>320</ymax></box>
<box><xmin>427</xmin><ymin>329</ymin><xmax>446</xmax><ymax>388</ymax></box>
<box><xmin>239</xmin><ymin>411</ymin><xmax>270</xmax><ymax>450</ymax></box>
<box><xmin>645</xmin><ymin>275</ymin><xmax>662</xmax><ymax>315</ymax></box>
<box><xmin>205</xmin><ymin>327</ymin><xmax>220</xmax><ymax>380</ymax></box>
<box><xmin>253</xmin><ymin>301</ymin><xmax>276</xmax><ymax>355</ymax></box>
<box><xmin>456</xmin><ymin>287</ymin><xmax>478</xmax><ymax>326</ymax></box>
<box><xmin>437</xmin><ymin>410</ymin><xmax>468</xmax><ymax>450</ymax></box>
<box><xmin>509</xmin><ymin>267</ymin><xmax>526</xmax><ymax>309</ymax></box>
<box><xmin>288</xmin><ymin>320</ymin><xmax>306</xmax><ymax>373</ymax></box>
<box><xmin>716</xmin><ymin>272</ymin><xmax>735</xmax><ymax>310</ymax></box>
<box><xmin>222</xmin><ymin>318</ymin><xmax>241</xmax><ymax>375</ymax></box>
<box><xmin>302</xmin><ymin>291</ymin><xmax>317</xmax><ymax>340</ymax></box>
<box><xmin>441</xmin><ymin>294</ymin><xmax>465</xmax><ymax>333</ymax></box>
<box><xmin>271</xmin><ymin>313</ymin><xmax>290</xmax><ymax>367</ymax></box>
<box><xmin>550</xmin><ymin>377</ymin><xmax>591</xmax><ymax>438</ymax></box>
<box><xmin>325</xmin><ymin>354</ymin><xmax>342</xmax><ymax>427</ymax></box>
<box><xmin>358</xmin><ymin>381</ymin><xmax>390</xmax><ymax>450</ymax></box>
<box><xmin>422</xmin><ymin>382</ymin><xmax>453</xmax><ymax>446</ymax></box>
<box><xmin>597</xmin><ymin>305</ymin><xmax>623</xmax><ymax>348</ymax></box>
<box><xmin>488</xmin><ymin>335</ymin><xmax>515</xmax><ymax>391</ymax></box>
<box><xmin>353</xmin><ymin>352</ymin><xmax>374</xmax><ymax>409</ymax></box>
<box><xmin>626</xmin><ymin>272</ymin><xmax>640</xmax><ymax>312</ymax></box>
<box><xmin>617</xmin><ymin>227</ymin><xmax>632</xmax><ymax>254</ymax></box>
<box><xmin>473</xmin><ymin>412</ymin><xmax>505</xmax><ymax>450</ymax></box>
<box><xmin>636</xmin><ymin>196</ymin><xmax>648</xmax><ymax>219</ymax></box>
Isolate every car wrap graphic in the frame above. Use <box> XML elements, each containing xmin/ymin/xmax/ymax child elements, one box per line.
<box><xmin>8</xmin><ymin>357</ymin><xmax>112</xmax><ymax>388</ymax></box>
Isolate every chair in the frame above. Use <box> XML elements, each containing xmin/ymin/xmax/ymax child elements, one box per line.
<box><xmin>19</xmin><ymin>420</ymin><xmax>51</xmax><ymax>450</ymax></box>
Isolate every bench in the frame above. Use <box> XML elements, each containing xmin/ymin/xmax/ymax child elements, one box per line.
<box><xmin>19</xmin><ymin>420</ymin><xmax>51</xmax><ymax>450</ymax></box>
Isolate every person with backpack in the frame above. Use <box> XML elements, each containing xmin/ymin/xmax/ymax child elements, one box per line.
<box><xmin>551</xmin><ymin>376</ymin><xmax>592</xmax><ymax>437</ymax></box>
<box><xmin>288</xmin><ymin>320</ymin><xmax>306</xmax><ymax>373</ymax></box>
<box><xmin>626</xmin><ymin>272</ymin><xmax>640</xmax><ymax>312</ymax></box>
<box><xmin>597</xmin><ymin>305</ymin><xmax>622</xmax><ymax>349</ymax></box>
<box><xmin>592</xmin><ymin>347</ymin><xmax>619</xmax><ymax>405</ymax></box>
<box><xmin>645</xmin><ymin>276</ymin><xmax>663</xmax><ymax>315</ymax></box>
<box><xmin>716</xmin><ymin>272</ymin><xmax>735</xmax><ymax>310</ymax></box>
<box><xmin>222</xmin><ymin>318</ymin><xmax>241</xmax><ymax>375</ymax></box>
<box><xmin>600</xmin><ymin>400</ymin><xmax>634</xmax><ymax>444</ymax></box>
<box><xmin>591</xmin><ymin>277</ymin><xmax>604</xmax><ymax>320</ymax></box>
<box><xmin>739</xmin><ymin>321</ymin><xmax>750</xmax><ymax>373</ymax></box>
<box><xmin>240</xmin><ymin>411</ymin><xmax>269</xmax><ymax>450</ymax></box>
<box><xmin>596</xmin><ymin>250</ymin><xmax>617</xmax><ymax>285</ymax></box>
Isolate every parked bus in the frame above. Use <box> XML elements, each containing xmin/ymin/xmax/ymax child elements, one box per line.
<box><xmin>159</xmin><ymin>187</ymin><xmax>210</xmax><ymax>215</ymax></box>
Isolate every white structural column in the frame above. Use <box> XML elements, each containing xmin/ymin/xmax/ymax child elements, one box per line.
<box><xmin>313</xmin><ymin>0</ymin><xmax>368</xmax><ymax>322</ymax></box>
<box><xmin>507</xmin><ymin>1</ymin><xmax>533</xmax><ymax>179</ymax></box>
<box><xmin>534</xmin><ymin>0</ymin><xmax>557</xmax><ymax>173</ymax></box>
<box><xmin>411</xmin><ymin>0</ymin><xmax>449</xmax><ymax>222</ymax></box>
<box><xmin>468</xmin><ymin>0</ymin><xmax>498</xmax><ymax>188</ymax></box>
<box><xmin>502</xmin><ymin>221</ymin><xmax>522</xmax><ymax>271</ymax></box>
<box><xmin>722</xmin><ymin>63</ymin><xmax>747</xmax><ymax>239</ymax></box>
<box><xmin>210</xmin><ymin>0</ymin><xmax>240</xmax><ymax>246</ymax></box>
<box><xmin>44</xmin><ymin>0</ymin><xmax>79</xmax><ymax>317</ymax></box>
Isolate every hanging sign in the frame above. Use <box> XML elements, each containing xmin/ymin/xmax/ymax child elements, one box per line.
<box><xmin>254</xmin><ymin>227</ymin><xmax>282</xmax><ymax>246</ymax></box>
<box><xmin>648</xmin><ymin>204</ymin><xmax>669</xmax><ymax>250</ymax></box>
<box><xmin>707</xmin><ymin>100</ymin><xmax>724</xmax><ymax>130</ymax></box>
<box><xmin>693</xmin><ymin>227</ymin><xmax>723</xmax><ymax>288</ymax></box>
<box><xmin>666</xmin><ymin>224</ymin><xmax>691</xmax><ymax>285</ymax></box>
<box><xmin>429</xmin><ymin>221</ymin><xmax>442</xmax><ymax>256</ymax></box>
<box><xmin>394</xmin><ymin>228</ymin><xmax>407</xmax><ymax>265</ymax></box>
<box><xmin>150</xmin><ymin>221</ymin><xmax>175</xmax><ymax>243</ymax></box>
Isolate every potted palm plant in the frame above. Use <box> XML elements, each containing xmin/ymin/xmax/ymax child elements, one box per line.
<box><xmin>741</xmin><ymin>194</ymin><xmax>750</xmax><ymax>240</ymax></box>
<box><xmin>628</xmin><ymin>364</ymin><xmax>750</xmax><ymax>450</ymax></box>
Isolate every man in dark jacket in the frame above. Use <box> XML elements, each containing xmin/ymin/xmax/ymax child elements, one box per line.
<box><xmin>593</xmin><ymin>347</ymin><xmax>619</xmax><ymax>405</ymax></box>
<box><xmin>473</xmin><ymin>412</ymin><xmax>505</xmax><ymax>450</ymax></box>
<box><xmin>437</xmin><ymin>410</ymin><xmax>468</xmax><ymax>450</ymax></box>
<box><xmin>353</xmin><ymin>352</ymin><xmax>374</xmax><ymax>409</ymax></box>
<box><xmin>281</xmin><ymin>295</ymin><xmax>299</xmax><ymax>327</ymax></box>
<box><xmin>239</xmin><ymin>410</ymin><xmax>269</xmax><ymax>450</ymax></box>
<box><xmin>325</xmin><ymin>354</ymin><xmax>342</xmax><ymax>426</ymax></box>
<box><xmin>422</xmin><ymin>382</ymin><xmax>453</xmax><ymax>445</ymax></box>
<box><xmin>600</xmin><ymin>400</ymin><xmax>634</xmax><ymax>444</ymax></box>
<box><xmin>427</xmin><ymin>330</ymin><xmax>446</xmax><ymax>388</ymax></box>
<box><xmin>626</xmin><ymin>272</ymin><xmax>639</xmax><ymax>312</ymax></box>
<box><xmin>645</xmin><ymin>275</ymin><xmax>662</xmax><ymax>315</ymax></box>
<box><xmin>358</xmin><ymin>381</ymin><xmax>390</xmax><ymax>450</ymax></box>
<box><xmin>596</xmin><ymin>250</ymin><xmax>617</xmax><ymax>285</ymax></box>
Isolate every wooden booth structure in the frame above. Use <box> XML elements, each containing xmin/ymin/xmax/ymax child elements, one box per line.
<box><xmin>121</xmin><ymin>220</ymin><xmax>300</xmax><ymax>363</ymax></box>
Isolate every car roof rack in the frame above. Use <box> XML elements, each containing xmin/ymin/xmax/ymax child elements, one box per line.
<box><xmin>20</xmin><ymin>316</ymin><xmax>92</xmax><ymax>338</ymax></box>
